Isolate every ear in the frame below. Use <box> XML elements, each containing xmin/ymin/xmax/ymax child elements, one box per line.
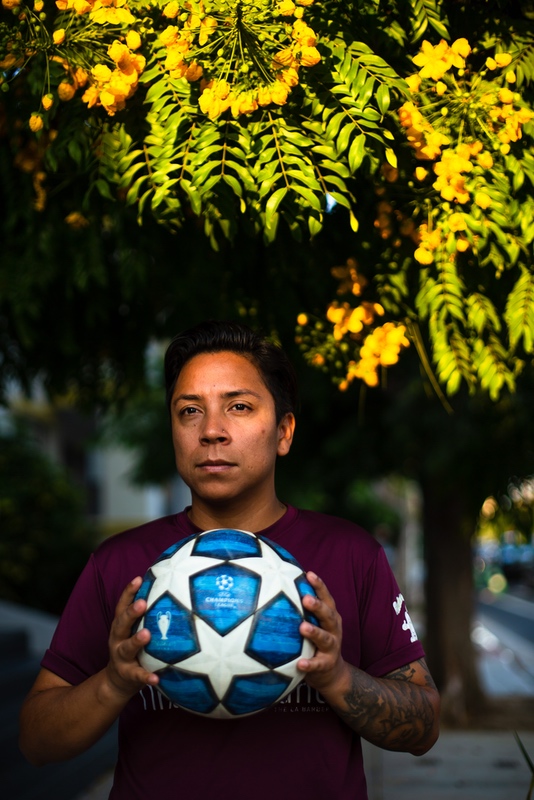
<box><xmin>277</xmin><ymin>413</ymin><xmax>295</xmax><ymax>457</ymax></box>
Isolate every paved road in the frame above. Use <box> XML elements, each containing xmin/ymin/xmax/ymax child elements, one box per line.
<box><xmin>479</xmin><ymin>588</ymin><xmax>534</xmax><ymax>643</ymax></box>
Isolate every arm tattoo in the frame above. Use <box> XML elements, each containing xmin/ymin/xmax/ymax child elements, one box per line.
<box><xmin>335</xmin><ymin>658</ymin><xmax>437</xmax><ymax>752</ymax></box>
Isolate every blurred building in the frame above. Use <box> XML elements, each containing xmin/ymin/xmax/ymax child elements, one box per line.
<box><xmin>3</xmin><ymin>387</ymin><xmax>190</xmax><ymax>539</ymax></box>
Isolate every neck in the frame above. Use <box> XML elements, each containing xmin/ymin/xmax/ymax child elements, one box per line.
<box><xmin>187</xmin><ymin>495</ymin><xmax>287</xmax><ymax>533</ymax></box>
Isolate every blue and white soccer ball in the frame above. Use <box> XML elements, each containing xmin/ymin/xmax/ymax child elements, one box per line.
<box><xmin>134</xmin><ymin>528</ymin><xmax>317</xmax><ymax>719</ymax></box>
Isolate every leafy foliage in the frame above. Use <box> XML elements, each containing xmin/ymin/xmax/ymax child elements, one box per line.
<box><xmin>0</xmin><ymin>421</ymin><xmax>95</xmax><ymax>613</ymax></box>
<box><xmin>2</xmin><ymin>0</ymin><xmax>534</xmax><ymax>403</ymax></box>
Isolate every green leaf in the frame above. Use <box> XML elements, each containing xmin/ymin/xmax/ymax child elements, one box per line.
<box><xmin>265</xmin><ymin>186</ymin><xmax>288</xmax><ymax>218</ymax></box>
<box><xmin>222</xmin><ymin>174</ymin><xmax>243</xmax><ymax>197</ymax></box>
<box><xmin>348</xmin><ymin>134</ymin><xmax>366</xmax><ymax>174</ymax></box>
<box><xmin>376</xmin><ymin>83</ymin><xmax>390</xmax><ymax>114</ymax></box>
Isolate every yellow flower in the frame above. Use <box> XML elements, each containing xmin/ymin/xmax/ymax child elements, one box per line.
<box><xmin>495</xmin><ymin>52</ymin><xmax>512</xmax><ymax>68</ymax></box>
<box><xmin>405</xmin><ymin>74</ymin><xmax>421</xmax><ymax>93</ymax></box>
<box><xmin>273</xmin><ymin>48</ymin><xmax>298</xmax><ymax>69</ymax></box>
<box><xmin>65</xmin><ymin>211</ymin><xmax>89</xmax><ymax>228</ymax></box>
<box><xmin>500</xmin><ymin>143</ymin><xmax>511</xmax><ymax>154</ymax></box>
<box><xmin>277</xmin><ymin>0</ymin><xmax>296</xmax><ymax>13</ymax></box>
<box><xmin>29</xmin><ymin>113</ymin><xmax>44</xmax><ymax>132</ymax></box>
<box><xmin>42</xmin><ymin>94</ymin><xmax>54</xmax><ymax>110</ymax></box>
<box><xmin>418</xmin><ymin>130</ymin><xmax>450</xmax><ymax>160</ymax></box>
<box><xmin>82</xmin><ymin>85</ymin><xmax>100</xmax><ymax>108</ymax></box>
<box><xmin>163</xmin><ymin>0</ymin><xmax>179</xmax><ymax>17</ymax></box>
<box><xmin>506</xmin><ymin>70</ymin><xmax>516</xmax><ymax>83</ymax></box>
<box><xmin>448</xmin><ymin>212</ymin><xmax>467</xmax><ymax>232</ymax></box>
<box><xmin>298</xmin><ymin>46</ymin><xmax>321</xmax><ymax>67</ymax></box>
<box><xmin>198</xmin><ymin>16</ymin><xmax>218</xmax><ymax>46</ymax></box>
<box><xmin>53</xmin><ymin>29</ymin><xmax>66</xmax><ymax>45</ymax></box>
<box><xmin>92</xmin><ymin>64</ymin><xmax>112</xmax><ymax>83</ymax></box>
<box><xmin>58</xmin><ymin>82</ymin><xmax>76</xmax><ymax>101</ymax></box>
<box><xmin>414</xmin><ymin>247</ymin><xmax>434</xmax><ymax>265</ymax></box>
<box><xmin>485</xmin><ymin>57</ymin><xmax>497</xmax><ymax>70</ymax></box>
<box><xmin>108</xmin><ymin>41</ymin><xmax>131</xmax><ymax>67</ymax></box>
<box><xmin>231</xmin><ymin>92</ymin><xmax>258</xmax><ymax>118</ymax></box>
<box><xmin>270</xmin><ymin>81</ymin><xmax>290</xmax><ymax>105</ymax></box>
<box><xmin>2</xmin><ymin>0</ymin><xmax>19</xmax><ymax>8</ymax></box>
<box><xmin>415</xmin><ymin>167</ymin><xmax>428</xmax><ymax>181</ymax></box>
<box><xmin>297</xmin><ymin>313</ymin><xmax>308</xmax><ymax>326</ymax></box>
<box><xmin>74</xmin><ymin>0</ymin><xmax>92</xmax><ymax>12</ymax></box>
<box><xmin>413</xmin><ymin>39</ymin><xmax>462</xmax><ymax>81</ymax></box>
<box><xmin>311</xmin><ymin>353</ymin><xmax>325</xmax><ymax>366</ymax></box>
<box><xmin>257</xmin><ymin>86</ymin><xmax>273</xmax><ymax>106</ymax></box>
<box><xmin>296</xmin><ymin>0</ymin><xmax>314</xmax><ymax>5</ymax></box>
<box><xmin>126</xmin><ymin>30</ymin><xmax>141</xmax><ymax>50</ymax></box>
<box><xmin>280</xmin><ymin>67</ymin><xmax>300</xmax><ymax>87</ymax></box>
<box><xmin>160</xmin><ymin>26</ymin><xmax>179</xmax><ymax>47</ymax></box>
<box><xmin>435</xmin><ymin>81</ymin><xmax>447</xmax><ymax>95</ymax></box>
<box><xmin>499</xmin><ymin>87</ymin><xmax>514</xmax><ymax>104</ymax></box>
<box><xmin>475</xmin><ymin>192</ymin><xmax>492</xmax><ymax>209</ymax></box>
<box><xmin>74</xmin><ymin>67</ymin><xmax>89</xmax><ymax>87</ymax></box>
<box><xmin>456</xmin><ymin>238</ymin><xmax>470</xmax><ymax>252</ymax></box>
<box><xmin>451</xmin><ymin>38</ymin><xmax>471</xmax><ymax>58</ymax></box>
<box><xmin>477</xmin><ymin>151</ymin><xmax>493</xmax><ymax>169</ymax></box>
<box><xmin>34</xmin><ymin>0</ymin><xmax>44</xmax><ymax>9</ymax></box>
<box><xmin>185</xmin><ymin>62</ymin><xmax>203</xmax><ymax>82</ymax></box>
<box><xmin>292</xmin><ymin>20</ymin><xmax>317</xmax><ymax>46</ymax></box>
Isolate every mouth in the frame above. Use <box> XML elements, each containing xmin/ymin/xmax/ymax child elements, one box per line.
<box><xmin>196</xmin><ymin>460</ymin><xmax>236</xmax><ymax>472</ymax></box>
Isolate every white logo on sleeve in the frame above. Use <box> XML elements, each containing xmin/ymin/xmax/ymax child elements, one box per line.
<box><xmin>393</xmin><ymin>593</ymin><xmax>419</xmax><ymax>643</ymax></box>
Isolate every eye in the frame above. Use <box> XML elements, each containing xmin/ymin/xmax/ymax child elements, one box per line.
<box><xmin>231</xmin><ymin>402</ymin><xmax>250</xmax><ymax>412</ymax></box>
<box><xmin>180</xmin><ymin>406</ymin><xmax>200</xmax><ymax>416</ymax></box>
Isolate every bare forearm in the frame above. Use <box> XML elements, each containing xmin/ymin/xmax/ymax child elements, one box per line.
<box><xmin>19</xmin><ymin>670</ymin><xmax>130</xmax><ymax>765</ymax></box>
<box><xmin>321</xmin><ymin>660</ymin><xmax>440</xmax><ymax>755</ymax></box>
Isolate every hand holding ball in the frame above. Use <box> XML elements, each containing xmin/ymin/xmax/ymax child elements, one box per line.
<box><xmin>134</xmin><ymin>529</ymin><xmax>317</xmax><ymax>719</ymax></box>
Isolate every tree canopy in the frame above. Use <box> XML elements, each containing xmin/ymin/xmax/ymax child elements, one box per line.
<box><xmin>1</xmin><ymin>0</ymin><xmax>534</xmax><ymax>406</ymax></box>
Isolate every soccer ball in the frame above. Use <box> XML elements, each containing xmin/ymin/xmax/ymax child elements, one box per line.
<box><xmin>134</xmin><ymin>528</ymin><xmax>317</xmax><ymax>719</ymax></box>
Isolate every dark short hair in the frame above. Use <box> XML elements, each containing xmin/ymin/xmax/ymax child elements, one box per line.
<box><xmin>164</xmin><ymin>321</ymin><xmax>298</xmax><ymax>423</ymax></box>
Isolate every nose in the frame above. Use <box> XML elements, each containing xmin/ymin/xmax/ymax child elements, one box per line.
<box><xmin>199</xmin><ymin>411</ymin><xmax>229</xmax><ymax>445</ymax></box>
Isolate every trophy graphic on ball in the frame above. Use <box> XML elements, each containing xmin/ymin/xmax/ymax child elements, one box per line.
<box><xmin>157</xmin><ymin>610</ymin><xmax>171</xmax><ymax>640</ymax></box>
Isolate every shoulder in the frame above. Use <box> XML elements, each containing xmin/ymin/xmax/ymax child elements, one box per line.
<box><xmin>92</xmin><ymin>511</ymin><xmax>193</xmax><ymax>574</ymax></box>
<box><xmin>291</xmin><ymin>506</ymin><xmax>381</xmax><ymax>553</ymax></box>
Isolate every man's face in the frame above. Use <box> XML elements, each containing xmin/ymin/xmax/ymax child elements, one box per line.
<box><xmin>170</xmin><ymin>351</ymin><xmax>294</xmax><ymax>511</ymax></box>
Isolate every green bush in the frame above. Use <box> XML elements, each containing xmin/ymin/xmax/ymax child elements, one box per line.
<box><xmin>0</xmin><ymin>424</ymin><xmax>96</xmax><ymax>615</ymax></box>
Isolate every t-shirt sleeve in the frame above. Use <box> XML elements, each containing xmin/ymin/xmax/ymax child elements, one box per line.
<box><xmin>358</xmin><ymin>547</ymin><xmax>425</xmax><ymax>677</ymax></box>
<box><xmin>41</xmin><ymin>554</ymin><xmax>113</xmax><ymax>685</ymax></box>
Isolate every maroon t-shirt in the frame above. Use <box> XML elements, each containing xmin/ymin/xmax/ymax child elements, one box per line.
<box><xmin>42</xmin><ymin>506</ymin><xmax>425</xmax><ymax>800</ymax></box>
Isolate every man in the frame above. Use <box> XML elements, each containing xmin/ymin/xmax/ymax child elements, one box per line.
<box><xmin>20</xmin><ymin>321</ymin><xmax>439</xmax><ymax>800</ymax></box>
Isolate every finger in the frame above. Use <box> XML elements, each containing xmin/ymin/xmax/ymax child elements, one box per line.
<box><xmin>302</xmin><ymin>591</ymin><xmax>339</xmax><ymax>633</ymax></box>
<box><xmin>114</xmin><ymin>576</ymin><xmax>143</xmax><ymax>623</ymax></box>
<box><xmin>300</xmin><ymin>619</ymin><xmax>337</xmax><ymax>652</ymax></box>
<box><xmin>305</xmin><ymin>571</ymin><xmax>335</xmax><ymax>605</ymax></box>
<box><xmin>112</xmin><ymin>578</ymin><xmax>147</xmax><ymax>638</ymax></box>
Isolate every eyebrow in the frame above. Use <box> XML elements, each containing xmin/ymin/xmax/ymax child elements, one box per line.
<box><xmin>173</xmin><ymin>389</ymin><xmax>262</xmax><ymax>404</ymax></box>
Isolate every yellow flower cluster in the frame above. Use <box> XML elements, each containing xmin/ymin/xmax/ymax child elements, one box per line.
<box><xmin>82</xmin><ymin>37</ymin><xmax>145</xmax><ymax>116</ymax></box>
<box><xmin>412</xmin><ymin>38</ymin><xmax>471</xmax><ymax>82</ymax></box>
<box><xmin>330</xmin><ymin>257</ymin><xmax>368</xmax><ymax>296</ymax></box>
<box><xmin>55</xmin><ymin>0</ymin><xmax>134</xmax><ymax>25</ymax></box>
<box><xmin>343</xmin><ymin>324</ymin><xmax>410</xmax><ymax>388</ymax></box>
<box><xmin>433</xmin><ymin>147</ymin><xmax>473</xmax><ymax>204</ymax></box>
<box><xmin>398</xmin><ymin>101</ymin><xmax>449</xmax><ymax>160</ymax></box>
<box><xmin>482</xmin><ymin>88</ymin><xmax>533</xmax><ymax>152</ymax></box>
<box><xmin>158</xmin><ymin>2</ymin><xmax>320</xmax><ymax>119</ymax></box>
<box><xmin>413</xmin><ymin>223</ymin><xmax>442</xmax><ymax>265</ymax></box>
<box><xmin>326</xmin><ymin>300</ymin><xmax>385</xmax><ymax>340</ymax></box>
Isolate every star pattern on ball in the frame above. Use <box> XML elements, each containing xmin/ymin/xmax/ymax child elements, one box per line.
<box><xmin>243</xmin><ymin>541</ymin><xmax>304</xmax><ymax>609</ymax></box>
<box><xmin>177</xmin><ymin>616</ymin><xmax>262</xmax><ymax>698</ymax></box>
<box><xmin>149</xmin><ymin>539</ymin><xmax>224</xmax><ymax>610</ymax></box>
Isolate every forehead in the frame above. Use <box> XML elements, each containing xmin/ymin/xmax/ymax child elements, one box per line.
<box><xmin>173</xmin><ymin>351</ymin><xmax>270</xmax><ymax>396</ymax></box>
